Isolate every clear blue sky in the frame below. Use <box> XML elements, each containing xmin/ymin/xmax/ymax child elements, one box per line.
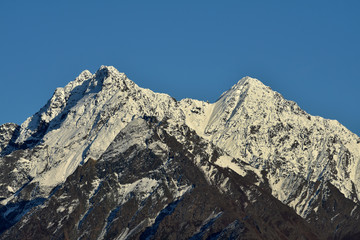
<box><xmin>1</xmin><ymin>1</ymin><xmax>359</xmax><ymax>135</ymax></box>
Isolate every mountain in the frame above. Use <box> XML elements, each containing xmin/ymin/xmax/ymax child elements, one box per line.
<box><xmin>0</xmin><ymin>66</ymin><xmax>359</xmax><ymax>239</ymax></box>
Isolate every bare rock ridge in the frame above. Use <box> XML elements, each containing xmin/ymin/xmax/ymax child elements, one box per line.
<box><xmin>0</xmin><ymin>65</ymin><xmax>359</xmax><ymax>239</ymax></box>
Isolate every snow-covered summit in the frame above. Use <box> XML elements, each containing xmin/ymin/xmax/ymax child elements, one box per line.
<box><xmin>15</xmin><ymin>66</ymin><xmax>135</xmax><ymax>144</ymax></box>
<box><xmin>233</xmin><ymin>76</ymin><xmax>267</xmax><ymax>88</ymax></box>
<box><xmin>99</xmin><ymin>67</ymin><xmax>134</xmax><ymax>94</ymax></box>
<box><xmin>205</xmin><ymin>75</ymin><xmax>290</xmax><ymax>137</ymax></box>
<box><xmin>94</xmin><ymin>65</ymin><xmax>128</xmax><ymax>83</ymax></box>
<box><xmin>219</xmin><ymin>76</ymin><xmax>269</xmax><ymax>97</ymax></box>
<box><xmin>7</xmin><ymin>66</ymin><xmax>185</xmax><ymax>191</ymax></box>
<box><xmin>95</xmin><ymin>65</ymin><xmax>122</xmax><ymax>76</ymax></box>
<box><xmin>2</xmin><ymin>66</ymin><xmax>359</xmax><ymax>222</ymax></box>
<box><xmin>1</xmin><ymin>66</ymin><xmax>360</xmax><ymax>239</ymax></box>
<box><xmin>180</xmin><ymin>74</ymin><xmax>360</xmax><ymax>217</ymax></box>
<box><xmin>76</xmin><ymin>69</ymin><xmax>92</xmax><ymax>82</ymax></box>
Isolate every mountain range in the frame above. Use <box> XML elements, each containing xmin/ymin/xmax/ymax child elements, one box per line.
<box><xmin>0</xmin><ymin>66</ymin><xmax>359</xmax><ymax>239</ymax></box>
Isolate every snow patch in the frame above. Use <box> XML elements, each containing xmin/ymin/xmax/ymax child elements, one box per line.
<box><xmin>118</xmin><ymin>178</ymin><xmax>159</xmax><ymax>204</ymax></box>
<box><xmin>215</xmin><ymin>155</ymin><xmax>246</xmax><ymax>176</ymax></box>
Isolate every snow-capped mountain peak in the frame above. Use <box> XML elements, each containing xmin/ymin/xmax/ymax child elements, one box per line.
<box><xmin>234</xmin><ymin>76</ymin><xmax>266</xmax><ymax>88</ymax></box>
<box><xmin>94</xmin><ymin>65</ymin><xmax>127</xmax><ymax>82</ymax></box>
<box><xmin>75</xmin><ymin>69</ymin><xmax>92</xmax><ymax>82</ymax></box>
<box><xmin>93</xmin><ymin>65</ymin><xmax>140</xmax><ymax>96</ymax></box>
<box><xmin>1</xmin><ymin>66</ymin><xmax>360</xmax><ymax>239</ymax></box>
<box><xmin>204</xmin><ymin>76</ymin><xmax>278</xmax><ymax>137</ymax></box>
<box><xmin>220</xmin><ymin>76</ymin><xmax>277</xmax><ymax>105</ymax></box>
<box><xmin>6</xmin><ymin>66</ymin><xmax>185</xmax><ymax>191</ymax></box>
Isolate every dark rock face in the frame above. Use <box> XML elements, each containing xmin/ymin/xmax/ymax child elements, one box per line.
<box><xmin>306</xmin><ymin>182</ymin><xmax>360</xmax><ymax>239</ymax></box>
<box><xmin>0</xmin><ymin>123</ymin><xmax>20</xmax><ymax>156</ymax></box>
<box><xmin>1</xmin><ymin>119</ymin><xmax>318</xmax><ymax>240</ymax></box>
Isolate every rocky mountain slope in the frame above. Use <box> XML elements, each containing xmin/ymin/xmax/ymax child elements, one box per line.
<box><xmin>0</xmin><ymin>66</ymin><xmax>359</xmax><ymax>239</ymax></box>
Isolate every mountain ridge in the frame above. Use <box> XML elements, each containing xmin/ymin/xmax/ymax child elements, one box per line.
<box><xmin>0</xmin><ymin>65</ymin><xmax>359</xmax><ymax>239</ymax></box>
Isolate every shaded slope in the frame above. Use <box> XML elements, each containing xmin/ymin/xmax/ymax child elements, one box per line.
<box><xmin>1</xmin><ymin>118</ymin><xmax>319</xmax><ymax>240</ymax></box>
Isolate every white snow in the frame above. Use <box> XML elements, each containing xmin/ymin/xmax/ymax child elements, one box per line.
<box><xmin>5</xmin><ymin>66</ymin><xmax>360</xmax><ymax>223</ymax></box>
<box><xmin>10</xmin><ymin>66</ymin><xmax>185</xmax><ymax>192</ymax></box>
<box><xmin>179</xmin><ymin>98</ymin><xmax>214</xmax><ymax>139</ymax></box>
<box><xmin>56</xmin><ymin>206</ymin><xmax>66</xmax><ymax>213</ymax></box>
<box><xmin>117</xmin><ymin>178</ymin><xmax>159</xmax><ymax>204</ymax></box>
<box><xmin>215</xmin><ymin>155</ymin><xmax>246</xmax><ymax>177</ymax></box>
<box><xmin>7</xmin><ymin>186</ymin><xmax>14</xmax><ymax>193</ymax></box>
